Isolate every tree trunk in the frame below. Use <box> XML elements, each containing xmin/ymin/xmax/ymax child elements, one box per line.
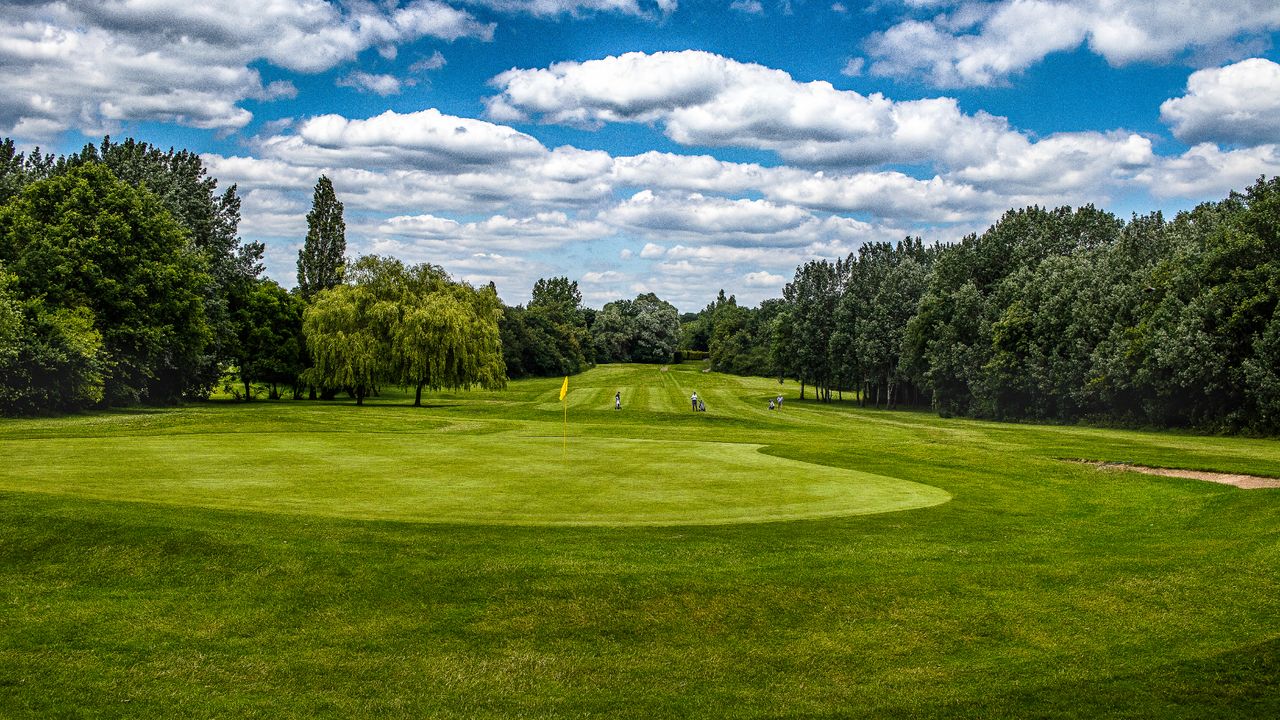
<box><xmin>308</xmin><ymin>385</ymin><xmax>317</xmax><ymax>401</ymax></box>
<box><xmin>800</xmin><ymin>381</ymin><xmax>805</xmax><ymax>399</ymax></box>
<box><xmin>356</xmin><ymin>386</ymin><xmax>365</xmax><ymax>406</ymax></box>
<box><xmin>243</xmin><ymin>377</ymin><xmax>251</xmax><ymax>401</ymax></box>
<box><xmin>414</xmin><ymin>382</ymin><xmax>423</xmax><ymax>407</ymax></box>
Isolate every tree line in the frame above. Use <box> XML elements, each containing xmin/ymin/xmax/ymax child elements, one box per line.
<box><xmin>4</xmin><ymin>134</ymin><xmax>1276</xmax><ymax>432</ymax></box>
<box><xmin>681</xmin><ymin>180</ymin><xmax>1280</xmax><ymax>433</ymax></box>
<box><xmin>0</xmin><ymin>136</ymin><xmax>684</xmax><ymax>414</ymax></box>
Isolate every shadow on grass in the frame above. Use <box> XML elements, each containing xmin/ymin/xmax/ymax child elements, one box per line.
<box><xmin>912</xmin><ymin>638</ymin><xmax>1280</xmax><ymax>719</ymax></box>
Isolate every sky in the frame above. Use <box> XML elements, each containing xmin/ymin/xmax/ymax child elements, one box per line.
<box><xmin>3</xmin><ymin>1</ymin><xmax>1280</xmax><ymax>312</ymax></box>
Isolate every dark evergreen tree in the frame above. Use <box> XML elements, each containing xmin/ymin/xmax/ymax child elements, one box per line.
<box><xmin>297</xmin><ymin>176</ymin><xmax>346</xmax><ymax>301</ymax></box>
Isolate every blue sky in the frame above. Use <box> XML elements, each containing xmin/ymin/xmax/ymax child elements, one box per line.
<box><xmin>4</xmin><ymin>1</ymin><xmax>1280</xmax><ymax>311</ymax></box>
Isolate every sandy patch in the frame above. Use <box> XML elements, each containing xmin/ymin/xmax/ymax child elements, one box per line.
<box><xmin>1078</xmin><ymin>460</ymin><xmax>1280</xmax><ymax>489</ymax></box>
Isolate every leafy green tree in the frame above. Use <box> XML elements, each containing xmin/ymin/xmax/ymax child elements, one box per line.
<box><xmin>591</xmin><ymin>293</ymin><xmax>681</xmax><ymax>364</ymax></box>
<box><xmin>297</xmin><ymin>175</ymin><xmax>346</xmax><ymax>301</ymax></box>
<box><xmin>233</xmin><ymin>278</ymin><xmax>306</xmax><ymax>400</ymax></box>
<box><xmin>302</xmin><ymin>283</ymin><xmax>384</xmax><ymax>406</ymax></box>
<box><xmin>0</xmin><ymin>266</ymin><xmax>106</xmax><ymax>415</ymax></box>
<box><xmin>350</xmin><ymin>256</ymin><xmax>505</xmax><ymax>405</ymax></box>
<box><xmin>69</xmin><ymin>137</ymin><xmax>260</xmax><ymax>397</ymax></box>
<box><xmin>782</xmin><ymin>260</ymin><xmax>839</xmax><ymax>400</ymax></box>
<box><xmin>305</xmin><ymin>256</ymin><xmax>506</xmax><ymax>406</ymax></box>
<box><xmin>499</xmin><ymin>277</ymin><xmax>592</xmax><ymax>377</ymax></box>
<box><xmin>1</xmin><ymin>136</ymin><xmax>261</xmax><ymax>398</ymax></box>
<box><xmin>0</xmin><ymin>163</ymin><xmax>209</xmax><ymax>407</ymax></box>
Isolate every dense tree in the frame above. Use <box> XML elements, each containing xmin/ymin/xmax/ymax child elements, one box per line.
<box><xmin>350</xmin><ymin>256</ymin><xmax>505</xmax><ymax>405</ymax></box>
<box><xmin>232</xmin><ymin>279</ymin><xmax>306</xmax><ymax>400</ymax></box>
<box><xmin>499</xmin><ymin>277</ymin><xmax>593</xmax><ymax>378</ymax></box>
<box><xmin>304</xmin><ymin>255</ymin><xmax>505</xmax><ymax>406</ymax></box>
<box><xmin>0</xmin><ymin>163</ymin><xmax>209</xmax><ymax>409</ymax></box>
<box><xmin>0</xmin><ymin>136</ymin><xmax>260</xmax><ymax>399</ymax></box>
<box><xmin>297</xmin><ymin>176</ymin><xmax>346</xmax><ymax>301</ymax></box>
<box><xmin>782</xmin><ymin>260</ymin><xmax>840</xmax><ymax>400</ymax></box>
<box><xmin>591</xmin><ymin>292</ymin><xmax>681</xmax><ymax>364</ymax></box>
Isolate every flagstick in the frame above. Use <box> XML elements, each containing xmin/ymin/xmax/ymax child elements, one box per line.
<box><xmin>562</xmin><ymin>399</ymin><xmax>567</xmax><ymax>460</ymax></box>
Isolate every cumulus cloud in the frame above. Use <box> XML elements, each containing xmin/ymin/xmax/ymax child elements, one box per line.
<box><xmin>1139</xmin><ymin>143</ymin><xmax>1280</xmax><ymax>199</ymax></box>
<box><xmin>743</xmin><ymin>270</ymin><xmax>786</xmax><ymax>288</ymax></box>
<box><xmin>730</xmin><ymin>0</ymin><xmax>764</xmax><ymax>15</ymax></box>
<box><xmin>379</xmin><ymin>210</ymin><xmax>613</xmax><ymax>251</ymax></box>
<box><xmin>1160</xmin><ymin>58</ymin><xmax>1280</xmax><ymax>147</ymax></box>
<box><xmin>0</xmin><ymin>0</ymin><xmax>492</xmax><ymax>139</ymax></box>
<box><xmin>604</xmin><ymin>190</ymin><xmax>811</xmax><ymax>238</ymax></box>
<box><xmin>263</xmin><ymin>109</ymin><xmax>548</xmax><ymax>170</ymax></box>
<box><xmin>484</xmin><ymin>49</ymin><xmax>1153</xmax><ymax>178</ymax></box>
<box><xmin>601</xmin><ymin>190</ymin><xmax>898</xmax><ymax>248</ymax></box>
<box><xmin>951</xmin><ymin>130</ymin><xmax>1155</xmax><ymax>196</ymax></box>
<box><xmin>865</xmin><ymin>0</ymin><xmax>1280</xmax><ymax>87</ymax></box>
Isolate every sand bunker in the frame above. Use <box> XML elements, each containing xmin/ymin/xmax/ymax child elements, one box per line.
<box><xmin>1080</xmin><ymin>460</ymin><xmax>1280</xmax><ymax>489</ymax></box>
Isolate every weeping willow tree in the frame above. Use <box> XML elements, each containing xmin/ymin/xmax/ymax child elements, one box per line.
<box><xmin>301</xmin><ymin>283</ymin><xmax>391</xmax><ymax>406</ymax></box>
<box><xmin>393</xmin><ymin>284</ymin><xmax>506</xmax><ymax>405</ymax></box>
<box><xmin>304</xmin><ymin>255</ymin><xmax>505</xmax><ymax>406</ymax></box>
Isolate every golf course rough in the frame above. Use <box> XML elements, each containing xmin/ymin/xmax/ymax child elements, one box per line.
<box><xmin>0</xmin><ymin>432</ymin><xmax>950</xmax><ymax>526</ymax></box>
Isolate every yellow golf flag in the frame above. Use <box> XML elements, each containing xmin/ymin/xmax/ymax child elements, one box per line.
<box><xmin>559</xmin><ymin>375</ymin><xmax>569</xmax><ymax>402</ymax></box>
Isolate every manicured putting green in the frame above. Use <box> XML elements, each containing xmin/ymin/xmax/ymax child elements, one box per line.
<box><xmin>1</xmin><ymin>430</ymin><xmax>948</xmax><ymax>525</ymax></box>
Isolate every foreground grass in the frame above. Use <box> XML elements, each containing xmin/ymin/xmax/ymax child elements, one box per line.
<box><xmin>1</xmin><ymin>363</ymin><xmax>1278</xmax><ymax>718</ymax></box>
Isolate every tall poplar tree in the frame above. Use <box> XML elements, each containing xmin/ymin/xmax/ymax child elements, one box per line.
<box><xmin>297</xmin><ymin>175</ymin><xmax>346</xmax><ymax>301</ymax></box>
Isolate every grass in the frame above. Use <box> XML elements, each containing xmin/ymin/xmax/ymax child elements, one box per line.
<box><xmin>1</xmin><ymin>362</ymin><xmax>1278</xmax><ymax>718</ymax></box>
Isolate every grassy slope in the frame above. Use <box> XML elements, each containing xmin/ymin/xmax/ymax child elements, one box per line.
<box><xmin>1</xmin><ymin>363</ymin><xmax>1277</xmax><ymax>718</ymax></box>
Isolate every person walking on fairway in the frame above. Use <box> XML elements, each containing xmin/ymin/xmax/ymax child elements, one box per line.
<box><xmin>615</xmin><ymin>391</ymin><xmax>621</xmax><ymax>410</ymax></box>
<box><xmin>777</xmin><ymin>394</ymin><xmax>783</xmax><ymax>409</ymax></box>
<box><xmin>691</xmin><ymin>391</ymin><xmax>698</xmax><ymax>411</ymax></box>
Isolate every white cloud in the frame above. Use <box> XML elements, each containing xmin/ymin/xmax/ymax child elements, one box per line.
<box><xmin>379</xmin><ymin>210</ymin><xmax>613</xmax><ymax>251</ymax></box>
<box><xmin>604</xmin><ymin>190</ymin><xmax>811</xmax><ymax>238</ymax></box>
<box><xmin>337</xmin><ymin>72</ymin><xmax>404</xmax><ymax>96</ymax></box>
<box><xmin>730</xmin><ymin>0</ymin><xmax>764</xmax><ymax>15</ymax></box>
<box><xmin>1160</xmin><ymin>58</ymin><xmax>1280</xmax><ymax>147</ymax></box>
<box><xmin>1139</xmin><ymin>143</ymin><xmax>1280</xmax><ymax>199</ymax></box>
<box><xmin>743</xmin><ymin>270</ymin><xmax>786</xmax><ymax>288</ymax></box>
<box><xmin>951</xmin><ymin>130</ymin><xmax>1155</xmax><ymax>196</ymax></box>
<box><xmin>841</xmin><ymin>57</ymin><xmax>865</xmax><ymax>77</ymax></box>
<box><xmin>409</xmin><ymin>50</ymin><xmax>448</xmax><ymax>74</ymax></box>
<box><xmin>0</xmin><ymin>1</ymin><xmax>492</xmax><ymax>139</ymax></box>
<box><xmin>602</xmin><ymin>190</ymin><xmax>902</xmax><ymax>249</ymax></box>
<box><xmin>461</xmin><ymin>0</ymin><xmax>677</xmax><ymax>18</ymax></box>
<box><xmin>866</xmin><ymin>0</ymin><xmax>1280</xmax><ymax>87</ymax></box>
<box><xmin>582</xmin><ymin>270</ymin><xmax>626</xmax><ymax>283</ymax></box>
<box><xmin>639</xmin><ymin>242</ymin><xmax>667</xmax><ymax>258</ymax></box>
<box><xmin>264</xmin><ymin>109</ymin><xmax>548</xmax><ymax>170</ymax></box>
<box><xmin>612</xmin><ymin>151</ymin><xmax>769</xmax><ymax>194</ymax></box>
<box><xmin>486</xmin><ymin>50</ymin><xmax>1076</xmax><ymax>171</ymax></box>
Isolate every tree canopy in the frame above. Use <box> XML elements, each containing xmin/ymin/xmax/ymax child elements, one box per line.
<box><xmin>304</xmin><ymin>255</ymin><xmax>505</xmax><ymax>406</ymax></box>
<box><xmin>0</xmin><ymin>163</ymin><xmax>210</xmax><ymax>411</ymax></box>
<box><xmin>297</xmin><ymin>175</ymin><xmax>346</xmax><ymax>302</ymax></box>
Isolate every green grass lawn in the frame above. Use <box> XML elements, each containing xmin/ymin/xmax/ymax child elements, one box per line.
<box><xmin>1</xmin><ymin>363</ymin><xmax>1278</xmax><ymax>718</ymax></box>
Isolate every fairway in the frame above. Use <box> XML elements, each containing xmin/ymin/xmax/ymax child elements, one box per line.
<box><xmin>2</xmin><ymin>362</ymin><xmax>1278</xmax><ymax>718</ymax></box>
